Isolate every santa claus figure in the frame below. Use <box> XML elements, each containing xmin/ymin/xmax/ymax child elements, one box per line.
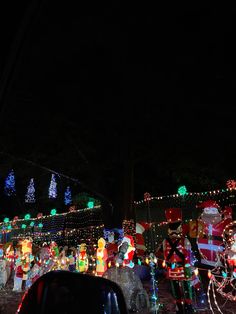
<box><xmin>105</xmin><ymin>230</ymin><xmax>118</xmax><ymax>268</ymax></box>
<box><xmin>117</xmin><ymin>235</ymin><xmax>135</xmax><ymax>268</ymax></box>
<box><xmin>197</xmin><ymin>200</ymin><xmax>233</xmax><ymax>267</ymax></box>
<box><xmin>135</xmin><ymin>222</ymin><xmax>151</xmax><ymax>257</ymax></box>
<box><xmin>158</xmin><ymin>208</ymin><xmax>195</xmax><ymax>314</ymax></box>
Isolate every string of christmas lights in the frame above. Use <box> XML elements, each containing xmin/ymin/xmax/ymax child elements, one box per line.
<box><xmin>134</xmin><ymin>186</ymin><xmax>236</xmax><ymax>205</ymax></box>
<box><xmin>0</xmin><ymin>205</ymin><xmax>104</xmax><ymax>245</ymax></box>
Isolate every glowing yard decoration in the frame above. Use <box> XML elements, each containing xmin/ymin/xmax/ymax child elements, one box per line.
<box><xmin>96</xmin><ymin>237</ymin><xmax>108</xmax><ymax>276</ymax></box>
<box><xmin>87</xmin><ymin>200</ymin><xmax>94</xmax><ymax>209</ymax></box>
<box><xmin>4</xmin><ymin>169</ymin><xmax>16</xmax><ymax>196</ymax></box>
<box><xmin>144</xmin><ymin>192</ymin><xmax>151</xmax><ymax>202</ymax></box>
<box><xmin>50</xmin><ymin>208</ymin><xmax>57</xmax><ymax>216</ymax></box>
<box><xmin>25</xmin><ymin>178</ymin><xmax>36</xmax><ymax>203</ymax></box>
<box><xmin>223</xmin><ymin>221</ymin><xmax>236</xmax><ymax>269</ymax></box>
<box><xmin>226</xmin><ymin>179</ymin><xmax>236</xmax><ymax>190</ymax></box>
<box><xmin>21</xmin><ymin>238</ymin><xmax>33</xmax><ymax>255</ymax></box>
<box><xmin>24</xmin><ymin>214</ymin><xmax>31</xmax><ymax>220</ymax></box>
<box><xmin>48</xmin><ymin>174</ymin><xmax>57</xmax><ymax>199</ymax></box>
<box><xmin>64</xmin><ymin>186</ymin><xmax>72</xmax><ymax>205</ymax></box>
<box><xmin>177</xmin><ymin>185</ymin><xmax>187</xmax><ymax>196</ymax></box>
<box><xmin>3</xmin><ymin>217</ymin><xmax>9</xmax><ymax>223</ymax></box>
<box><xmin>207</xmin><ymin>221</ymin><xmax>236</xmax><ymax>312</ymax></box>
<box><xmin>197</xmin><ymin>200</ymin><xmax>231</xmax><ymax>267</ymax></box>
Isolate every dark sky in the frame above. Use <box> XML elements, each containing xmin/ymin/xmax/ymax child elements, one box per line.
<box><xmin>0</xmin><ymin>2</ymin><xmax>236</xmax><ymax>220</ymax></box>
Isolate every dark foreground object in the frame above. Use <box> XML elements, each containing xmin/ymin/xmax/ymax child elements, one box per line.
<box><xmin>17</xmin><ymin>270</ymin><xmax>128</xmax><ymax>314</ymax></box>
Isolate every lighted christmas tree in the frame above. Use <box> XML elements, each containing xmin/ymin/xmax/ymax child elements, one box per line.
<box><xmin>48</xmin><ymin>174</ymin><xmax>57</xmax><ymax>199</ymax></box>
<box><xmin>64</xmin><ymin>186</ymin><xmax>72</xmax><ymax>205</ymax></box>
<box><xmin>4</xmin><ymin>169</ymin><xmax>16</xmax><ymax>196</ymax></box>
<box><xmin>25</xmin><ymin>178</ymin><xmax>36</xmax><ymax>203</ymax></box>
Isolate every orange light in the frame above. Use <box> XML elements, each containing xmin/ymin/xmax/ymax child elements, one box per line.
<box><xmin>208</xmin><ymin>270</ymin><xmax>212</xmax><ymax>279</ymax></box>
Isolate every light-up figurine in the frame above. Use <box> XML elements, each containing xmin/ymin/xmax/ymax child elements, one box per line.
<box><xmin>96</xmin><ymin>238</ymin><xmax>108</xmax><ymax>276</ymax></box>
<box><xmin>77</xmin><ymin>243</ymin><xmax>89</xmax><ymax>273</ymax></box>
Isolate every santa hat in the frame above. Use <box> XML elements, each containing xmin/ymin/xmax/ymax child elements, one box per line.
<box><xmin>136</xmin><ymin>221</ymin><xmax>150</xmax><ymax>234</ymax></box>
<box><xmin>165</xmin><ymin>208</ymin><xmax>182</xmax><ymax>223</ymax></box>
<box><xmin>122</xmin><ymin>235</ymin><xmax>135</xmax><ymax>247</ymax></box>
<box><xmin>197</xmin><ymin>200</ymin><xmax>220</xmax><ymax>209</ymax></box>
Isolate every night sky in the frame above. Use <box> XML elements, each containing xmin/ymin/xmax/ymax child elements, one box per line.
<box><xmin>0</xmin><ymin>2</ymin><xmax>236</xmax><ymax>223</ymax></box>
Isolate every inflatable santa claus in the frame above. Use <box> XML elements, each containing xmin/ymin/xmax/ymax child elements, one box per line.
<box><xmin>197</xmin><ymin>200</ymin><xmax>233</xmax><ymax>267</ymax></box>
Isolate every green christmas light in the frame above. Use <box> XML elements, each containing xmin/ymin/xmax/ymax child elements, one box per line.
<box><xmin>21</xmin><ymin>224</ymin><xmax>27</xmax><ymax>229</ymax></box>
<box><xmin>3</xmin><ymin>217</ymin><xmax>9</xmax><ymax>223</ymax></box>
<box><xmin>87</xmin><ymin>201</ymin><xmax>94</xmax><ymax>209</ymax></box>
<box><xmin>38</xmin><ymin>223</ymin><xmax>43</xmax><ymax>228</ymax></box>
<box><xmin>177</xmin><ymin>185</ymin><xmax>187</xmax><ymax>196</ymax></box>
<box><xmin>50</xmin><ymin>208</ymin><xmax>57</xmax><ymax>216</ymax></box>
<box><xmin>7</xmin><ymin>225</ymin><xmax>12</xmax><ymax>230</ymax></box>
<box><xmin>30</xmin><ymin>221</ymin><xmax>34</xmax><ymax>227</ymax></box>
<box><xmin>24</xmin><ymin>214</ymin><xmax>31</xmax><ymax>220</ymax></box>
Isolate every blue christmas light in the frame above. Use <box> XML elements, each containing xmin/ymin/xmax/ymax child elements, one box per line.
<box><xmin>48</xmin><ymin>174</ymin><xmax>57</xmax><ymax>199</ymax></box>
<box><xmin>64</xmin><ymin>186</ymin><xmax>72</xmax><ymax>205</ymax></box>
<box><xmin>222</xmin><ymin>271</ymin><xmax>227</xmax><ymax>278</ymax></box>
<box><xmin>4</xmin><ymin>169</ymin><xmax>16</xmax><ymax>196</ymax></box>
<box><xmin>25</xmin><ymin>178</ymin><xmax>36</xmax><ymax>203</ymax></box>
<box><xmin>171</xmin><ymin>263</ymin><xmax>176</xmax><ymax>269</ymax></box>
